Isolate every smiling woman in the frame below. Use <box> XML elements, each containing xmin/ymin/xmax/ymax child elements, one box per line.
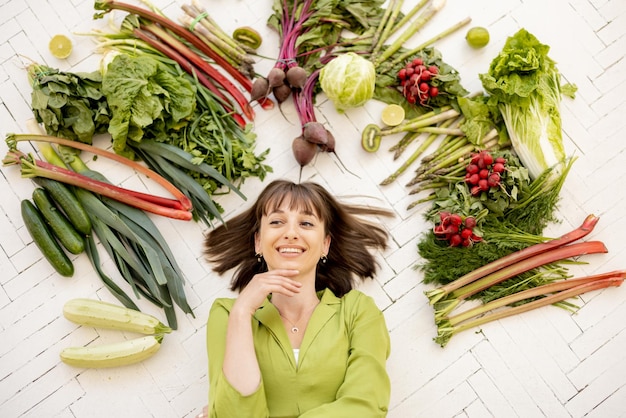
<box><xmin>201</xmin><ymin>179</ymin><xmax>395</xmax><ymax>417</ymax></box>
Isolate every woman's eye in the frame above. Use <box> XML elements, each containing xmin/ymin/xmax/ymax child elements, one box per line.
<box><xmin>301</xmin><ymin>221</ymin><xmax>314</xmax><ymax>227</ymax></box>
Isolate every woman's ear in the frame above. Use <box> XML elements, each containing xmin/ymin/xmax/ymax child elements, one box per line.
<box><xmin>254</xmin><ymin>231</ymin><xmax>260</xmax><ymax>253</ymax></box>
<box><xmin>323</xmin><ymin>234</ymin><xmax>331</xmax><ymax>255</ymax></box>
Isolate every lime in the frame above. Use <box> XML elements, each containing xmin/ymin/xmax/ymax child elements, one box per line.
<box><xmin>49</xmin><ymin>34</ymin><xmax>73</xmax><ymax>59</ymax></box>
<box><xmin>466</xmin><ymin>27</ymin><xmax>490</xmax><ymax>49</ymax></box>
<box><xmin>381</xmin><ymin>104</ymin><xmax>405</xmax><ymax>127</ymax></box>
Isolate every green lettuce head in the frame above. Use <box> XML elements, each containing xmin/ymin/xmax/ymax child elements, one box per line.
<box><xmin>320</xmin><ymin>52</ymin><xmax>375</xmax><ymax>113</ymax></box>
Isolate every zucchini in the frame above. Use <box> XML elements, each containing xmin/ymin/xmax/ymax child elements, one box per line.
<box><xmin>32</xmin><ymin>188</ymin><xmax>85</xmax><ymax>254</ymax></box>
<box><xmin>63</xmin><ymin>298</ymin><xmax>172</xmax><ymax>334</ymax></box>
<box><xmin>21</xmin><ymin>199</ymin><xmax>74</xmax><ymax>277</ymax></box>
<box><xmin>60</xmin><ymin>335</ymin><xmax>163</xmax><ymax>368</ymax></box>
<box><xmin>33</xmin><ymin>177</ymin><xmax>92</xmax><ymax>235</ymax></box>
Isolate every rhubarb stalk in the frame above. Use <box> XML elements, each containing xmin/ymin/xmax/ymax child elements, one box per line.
<box><xmin>435</xmin><ymin>275</ymin><xmax>624</xmax><ymax>347</ymax></box>
<box><xmin>449</xmin><ymin>240</ymin><xmax>608</xmax><ymax>300</ymax></box>
<box><xmin>7</xmin><ymin>133</ymin><xmax>192</xmax><ymax>211</ymax></box>
<box><xmin>425</xmin><ymin>214</ymin><xmax>601</xmax><ymax>304</ymax></box>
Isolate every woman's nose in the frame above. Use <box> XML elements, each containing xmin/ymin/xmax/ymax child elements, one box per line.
<box><xmin>284</xmin><ymin>222</ymin><xmax>298</xmax><ymax>239</ymax></box>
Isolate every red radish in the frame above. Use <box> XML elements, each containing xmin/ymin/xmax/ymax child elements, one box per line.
<box><xmin>466</xmin><ymin>163</ymin><xmax>479</xmax><ymax>174</ymax></box>
<box><xmin>449</xmin><ymin>234</ymin><xmax>463</xmax><ymax>247</ymax></box>
<box><xmin>449</xmin><ymin>213</ymin><xmax>463</xmax><ymax>226</ymax></box>
<box><xmin>464</xmin><ymin>216</ymin><xmax>476</xmax><ymax>229</ymax></box>
<box><xmin>488</xmin><ymin>172</ymin><xmax>501</xmax><ymax>187</ymax></box>
<box><xmin>493</xmin><ymin>162</ymin><xmax>505</xmax><ymax>173</ymax></box>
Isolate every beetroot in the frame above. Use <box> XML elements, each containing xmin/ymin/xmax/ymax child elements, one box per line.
<box><xmin>302</xmin><ymin>121</ymin><xmax>328</xmax><ymax>145</ymax></box>
<box><xmin>250</xmin><ymin>77</ymin><xmax>270</xmax><ymax>102</ymax></box>
<box><xmin>292</xmin><ymin>135</ymin><xmax>317</xmax><ymax>166</ymax></box>
<box><xmin>286</xmin><ymin>65</ymin><xmax>307</xmax><ymax>89</ymax></box>
<box><xmin>272</xmin><ymin>83</ymin><xmax>292</xmax><ymax>103</ymax></box>
<box><xmin>267</xmin><ymin>67</ymin><xmax>287</xmax><ymax>88</ymax></box>
<box><xmin>319</xmin><ymin>129</ymin><xmax>335</xmax><ymax>152</ymax></box>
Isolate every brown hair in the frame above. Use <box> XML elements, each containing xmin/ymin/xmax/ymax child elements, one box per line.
<box><xmin>204</xmin><ymin>179</ymin><xmax>394</xmax><ymax>297</ymax></box>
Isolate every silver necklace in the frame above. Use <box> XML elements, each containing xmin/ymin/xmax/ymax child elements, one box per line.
<box><xmin>278</xmin><ymin>304</ymin><xmax>318</xmax><ymax>334</ymax></box>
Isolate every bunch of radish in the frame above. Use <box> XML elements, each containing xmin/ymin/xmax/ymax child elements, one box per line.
<box><xmin>433</xmin><ymin>212</ymin><xmax>482</xmax><ymax>247</ymax></box>
<box><xmin>464</xmin><ymin>150</ymin><xmax>506</xmax><ymax>196</ymax></box>
<box><xmin>397</xmin><ymin>58</ymin><xmax>440</xmax><ymax>105</ymax></box>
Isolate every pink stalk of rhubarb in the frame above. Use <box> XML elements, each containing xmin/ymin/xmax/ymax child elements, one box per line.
<box><xmin>425</xmin><ymin>214</ymin><xmax>601</xmax><ymax>304</ymax></box>
<box><xmin>446</xmin><ymin>270</ymin><xmax>626</xmax><ymax>326</ymax></box>
<box><xmin>4</xmin><ymin>150</ymin><xmax>192</xmax><ymax>221</ymax></box>
<box><xmin>8</xmin><ymin>133</ymin><xmax>192</xmax><ymax>211</ymax></box>
<box><xmin>450</xmin><ymin>241</ymin><xmax>608</xmax><ymax>301</ymax></box>
<box><xmin>435</xmin><ymin>275</ymin><xmax>624</xmax><ymax>347</ymax></box>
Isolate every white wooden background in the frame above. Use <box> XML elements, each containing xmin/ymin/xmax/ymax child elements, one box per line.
<box><xmin>1</xmin><ymin>0</ymin><xmax>625</xmax><ymax>416</ymax></box>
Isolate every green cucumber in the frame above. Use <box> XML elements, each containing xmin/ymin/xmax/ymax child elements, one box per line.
<box><xmin>33</xmin><ymin>177</ymin><xmax>92</xmax><ymax>235</ymax></box>
<box><xmin>21</xmin><ymin>199</ymin><xmax>74</xmax><ymax>277</ymax></box>
<box><xmin>32</xmin><ymin>188</ymin><xmax>85</xmax><ymax>255</ymax></box>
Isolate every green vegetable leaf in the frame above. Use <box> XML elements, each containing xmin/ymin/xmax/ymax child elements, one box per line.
<box><xmin>479</xmin><ymin>28</ymin><xmax>575</xmax><ymax>180</ymax></box>
<box><xmin>102</xmin><ymin>54</ymin><xmax>196</xmax><ymax>158</ymax></box>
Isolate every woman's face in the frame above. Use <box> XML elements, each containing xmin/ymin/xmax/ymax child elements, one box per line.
<box><xmin>255</xmin><ymin>199</ymin><xmax>331</xmax><ymax>277</ymax></box>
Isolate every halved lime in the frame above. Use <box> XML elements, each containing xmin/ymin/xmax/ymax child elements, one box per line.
<box><xmin>381</xmin><ymin>104</ymin><xmax>405</xmax><ymax>127</ymax></box>
<box><xmin>466</xmin><ymin>27</ymin><xmax>490</xmax><ymax>49</ymax></box>
<box><xmin>49</xmin><ymin>34</ymin><xmax>73</xmax><ymax>59</ymax></box>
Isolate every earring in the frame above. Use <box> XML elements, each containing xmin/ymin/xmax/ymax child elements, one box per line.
<box><xmin>256</xmin><ymin>252</ymin><xmax>263</xmax><ymax>263</ymax></box>
<box><xmin>320</xmin><ymin>254</ymin><xmax>327</xmax><ymax>264</ymax></box>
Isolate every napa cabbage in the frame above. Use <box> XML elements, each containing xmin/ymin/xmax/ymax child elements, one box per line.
<box><xmin>479</xmin><ymin>29</ymin><xmax>576</xmax><ymax>180</ymax></box>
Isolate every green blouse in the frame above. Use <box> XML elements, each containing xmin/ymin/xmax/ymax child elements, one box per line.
<box><xmin>206</xmin><ymin>288</ymin><xmax>391</xmax><ymax>417</ymax></box>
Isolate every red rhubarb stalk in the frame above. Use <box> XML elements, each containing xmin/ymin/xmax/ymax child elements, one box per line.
<box><xmin>4</xmin><ymin>151</ymin><xmax>192</xmax><ymax>221</ymax></box>
<box><xmin>435</xmin><ymin>276</ymin><xmax>624</xmax><ymax>347</ymax></box>
<box><xmin>449</xmin><ymin>240</ymin><xmax>608</xmax><ymax>301</ymax></box>
<box><xmin>425</xmin><ymin>214</ymin><xmax>601</xmax><ymax>304</ymax></box>
<box><xmin>7</xmin><ymin>133</ymin><xmax>193</xmax><ymax>211</ymax></box>
<box><xmin>447</xmin><ymin>270</ymin><xmax>626</xmax><ymax>326</ymax></box>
